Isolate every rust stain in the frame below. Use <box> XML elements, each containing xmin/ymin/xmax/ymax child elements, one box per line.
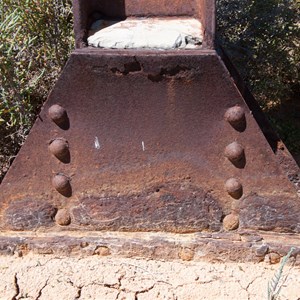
<box><xmin>0</xmin><ymin>0</ymin><xmax>299</xmax><ymax>237</ymax></box>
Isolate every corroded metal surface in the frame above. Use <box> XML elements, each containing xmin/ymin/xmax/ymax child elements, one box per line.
<box><xmin>3</xmin><ymin>199</ymin><xmax>57</xmax><ymax>231</ymax></box>
<box><xmin>0</xmin><ymin>231</ymin><xmax>299</xmax><ymax>264</ymax></box>
<box><xmin>0</xmin><ymin>0</ymin><xmax>299</xmax><ymax>263</ymax></box>
<box><xmin>0</xmin><ymin>50</ymin><xmax>299</xmax><ymax>234</ymax></box>
<box><xmin>71</xmin><ymin>183</ymin><xmax>223</xmax><ymax>232</ymax></box>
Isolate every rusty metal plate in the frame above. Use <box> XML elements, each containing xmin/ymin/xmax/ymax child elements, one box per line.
<box><xmin>0</xmin><ymin>49</ymin><xmax>299</xmax><ymax>234</ymax></box>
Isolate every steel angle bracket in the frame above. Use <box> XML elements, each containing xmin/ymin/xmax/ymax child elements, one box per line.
<box><xmin>0</xmin><ymin>0</ymin><xmax>299</xmax><ymax>261</ymax></box>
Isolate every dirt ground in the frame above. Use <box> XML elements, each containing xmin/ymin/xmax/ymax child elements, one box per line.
<box><xmin>0</xmin><ymin>254</ymin><xmax>300</xmax><ymax>300</ymax></box>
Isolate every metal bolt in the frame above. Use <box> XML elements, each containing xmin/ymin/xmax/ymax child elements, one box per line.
<box><xmin>223</xmin><ymin>214</ymin><xmax>239</xmax><ymax>231</ymax></box>
<box><xmin>55</xmin><ymin>209</ymin><xmax>71</xmax><ymax>226</ymax></box>
<box><xmin>52</xmin><ymin>174</ymin><xmax>72</xmax><ymax>197</ymax></box>
<box><xmin>49</xmin><ymin>138</ymin><xmax>69</xmax><ymax>162</ymax></box>
<box><xmin>225</xmin><ymin>178</ymin><xmax>243</xmax><ymax>199</ymax></box>
<box><xmin>224</xmin><ymin>142</ymin><xmax>244</xmax><ymax>163</ymax></box>
<box><xmin>48</xmin><ymin>104</ymin><xmax>68</xmax><ymax>126</ymax></box>
<box><xmin>224</xmin><ymin>105</ymin><xmax>246</xmax><ymax>131</ymax></box>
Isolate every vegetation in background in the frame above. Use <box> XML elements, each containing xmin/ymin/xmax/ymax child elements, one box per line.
<box><xmin>217</xmin><ymin>0</ymin><xmax>299</xmax><ymax>108</ymax></box>
<box><xmin>0</xmin><ymin>0</ymin><xmax>73</xmax><ymax>181</ymax></box>
<box><xmin>0</xmin><ymin>0</ymin><xmax>299</xmax><ymax>181</ymax></box>
<box><xmin>268</xmin><ymin>114</ymin><xmax>300</xmax><ymax>154</ymax></box>
<box><xmin>217</xmin><ymin>0</ymin><xmax>300</xmax><ymax>158</ymax></box>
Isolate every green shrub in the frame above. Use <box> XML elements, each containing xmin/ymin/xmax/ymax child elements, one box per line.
<box><xmin>217</xmin><ymin>0</ymin><xmax>299</xmax><ymax>109</ymax></box>
<box><xmin>0</xmin><ymin>0</ymin><xmax>73</xmax><ymax>181</ymax></box>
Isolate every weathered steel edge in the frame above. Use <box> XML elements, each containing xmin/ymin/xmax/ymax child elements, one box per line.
<box><xmin>1</xmin><ymin>231</ymin><xmax>299</xmax><ymax>263</ymax></box>
<box><xmin>216</xmin><ymin>44</ymin><xmax>300</xmax><ymax>190</ymax></box>
<box><xmin>75</xmin><ymin>48</ymin><xmax>217</xmax><ymax>56</ymax></box>
<box><xmin>72</xmin><ymin>47</ymin><xmax>300</xmax><ymax>189</ymax></box>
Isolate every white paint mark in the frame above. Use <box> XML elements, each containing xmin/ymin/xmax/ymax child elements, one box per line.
<box><xmin>94</xmin><ymin>136</ymin><xmax>100</xmax><ymax>149</ymax></box>
<box><xmin>142</xmin><ymin>141</ymin><xmax>145</xmax><ymax>151</ymax></box>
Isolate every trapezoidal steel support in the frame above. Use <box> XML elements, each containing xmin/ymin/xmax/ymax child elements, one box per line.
<box><xmin>0</xmin><ymin>0</ymin><xmax>299</xmax><ymax>261</ymax></box>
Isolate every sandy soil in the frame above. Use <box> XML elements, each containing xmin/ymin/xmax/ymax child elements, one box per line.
<box><xmin>0</xmin><ymin>254</ymin><xmax>300</xmax><ymax>300</ymax></box>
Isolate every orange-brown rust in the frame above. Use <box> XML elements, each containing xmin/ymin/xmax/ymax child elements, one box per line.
<box><xmin>1</xmin><ymin>51</ymin><xmax>299</xmax><ymax>234</ymax></box>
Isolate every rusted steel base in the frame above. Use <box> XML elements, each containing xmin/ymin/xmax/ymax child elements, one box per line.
<box><xmin>0</xmin><ymin>49</ymin><xmax>299</xmax><ymax>238</ymax></box>
<box><xmin>0</xmin><ymin>231</ymin><xmax>300</xmax><ymax>264</ymax></box>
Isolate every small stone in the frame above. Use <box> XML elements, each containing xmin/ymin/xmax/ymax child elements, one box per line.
<box><xmin>14</xmin><ymin>250</ymin><xmax>23</xmax><ymax>258</ymax></box>
<box><xmin>55</xmin><ymin>209</ymin><xmax>71</xmax><ymax>226</ymax></box>
<box><xmin>94</xmin><ymin>246</ymin><xmax>110</xmax><ymax>256</ymax></box>
<box><xmin>225</xmin><ymin>178</ymin><xmax>243</xmax><ymax>199</ymax></box>
<box><xmin>223</xmin><ymin>214</ymin><xmax>239</xmax><ymax>231</ymax></box>
<box><xmin>292</xmin><ymin>254</ymin><xmax>300</xmax><ymax>266</ymax></box>
<box><xmin>269</xmin><ymin>252</ymin><xmax>281</xmax><ymax>264</ymax></box>
<box><xmin>241</xmin><ymin>235</ymin><xmax>263</xmax><ymax>243</ymax></box>
<box><xmin>179</xmin><ymin>247</ymin><xmax>194</xmax><ymax>261</ymax></box>
<box><xmin>80</xmin><ymin>242</ymin><xmax>89</xmax><ymax>248</ymax></box>
<box><xmin>255</xmin><ymin>244</ymin><xmax>269</xmax><ymax>257</ymax></box>
<box><xmin>37</xmin><ymin>248</ymin><xmax>53</xmax><ymax>255</ymax></box>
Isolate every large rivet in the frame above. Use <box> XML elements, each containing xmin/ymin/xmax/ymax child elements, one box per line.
<box><xmin>225</xmin><ymin>142</ymin><xmax>245</xmax><ymax>168</ymax></box>
<box><xmin>223</xmin><ymin>214</ymin><xmax>239</xmax><ymax>231</ymax></box>
<box><xmin>225</xmin><ymin>178</ymin><xmax>243</xmax><ymax>199</ymax></box>
<box><xmin>55</xmin><ymin>209</ymin><xmax>71</xmax><ymax>226</ymax></box>
<box><xmin>48</xmin><ymin>104</ymin><xmax>69</xmax><ymax>129</ymax></box>
<box><xmin>224</xmin><ymin>105</ymin><xmax>246</xmax><ymax>132</ymax></box>
<box><xmin>52</xmin><ymin>174</ymin><xmax>72</xmax><ymax>197</ymax></box>
<box><xmin>49</xmin><ymin>138</ymin><xmax>70</xmax><ymax>163</ymax></box>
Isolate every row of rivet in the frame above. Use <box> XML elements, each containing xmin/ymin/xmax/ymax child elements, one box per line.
<box><xmin>48</xmin><ymin>104</ymin><xmax>72</xmax><ymax>226</ymax></box>
<box><xmin>223</xmin><ymin>105</ymin><xmax>246</xmax><ymax>231</ymax></box>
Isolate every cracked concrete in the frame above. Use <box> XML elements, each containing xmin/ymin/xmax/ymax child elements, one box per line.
<box><xmin>1</xmin><ymin>255</ymin><xmax>300</xmax><ymax>299</ymax></box>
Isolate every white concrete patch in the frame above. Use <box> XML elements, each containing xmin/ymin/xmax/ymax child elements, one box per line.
<box><xmin>88</xmin><ymin>18</ymin><xmax>203</xmax><ymax>50</ymax></box>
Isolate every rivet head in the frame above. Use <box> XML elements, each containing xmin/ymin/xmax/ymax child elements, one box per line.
<box><xmin>49</xmin><ymin>138</ymin><xmax>69</xmax><ymax>162</ymax></box>
<box><xmin>55</xmin><ymin>209</ymin><xmax>71</xmax><ymax>226</ymax></box>
<box><xmin>48</xmin><ymin>104</ymin><xmax>68</xmax><ymax>126</ymax></box>
<box><xmin>223</xmin><ymin>214</ymin><xmax>239</xmax><ymax>231</ymax></box>
<box><xmin>52</xmin><ymin>174</ymin><xmax>72</xmax><ymax>197</ymax></box>
<box><xmin>225</xmin><ymin>142</ymin><xmax>244</xmax><ymax>162</ymax></box>
<box><xmin>225</xmin><ymin>178</ymin><xmax>243</xmax><ymax>199</ymax></box>
<box><xmin>224</xmin><ymin>105</ymin><xmax>246</xmax><ymax>131</ymax></box>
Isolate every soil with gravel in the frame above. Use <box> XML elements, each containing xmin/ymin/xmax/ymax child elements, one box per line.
<box><xmin>1</xmin><ymin>254</ymin><xmax>300</xmax><ymax>300</ymax></box>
